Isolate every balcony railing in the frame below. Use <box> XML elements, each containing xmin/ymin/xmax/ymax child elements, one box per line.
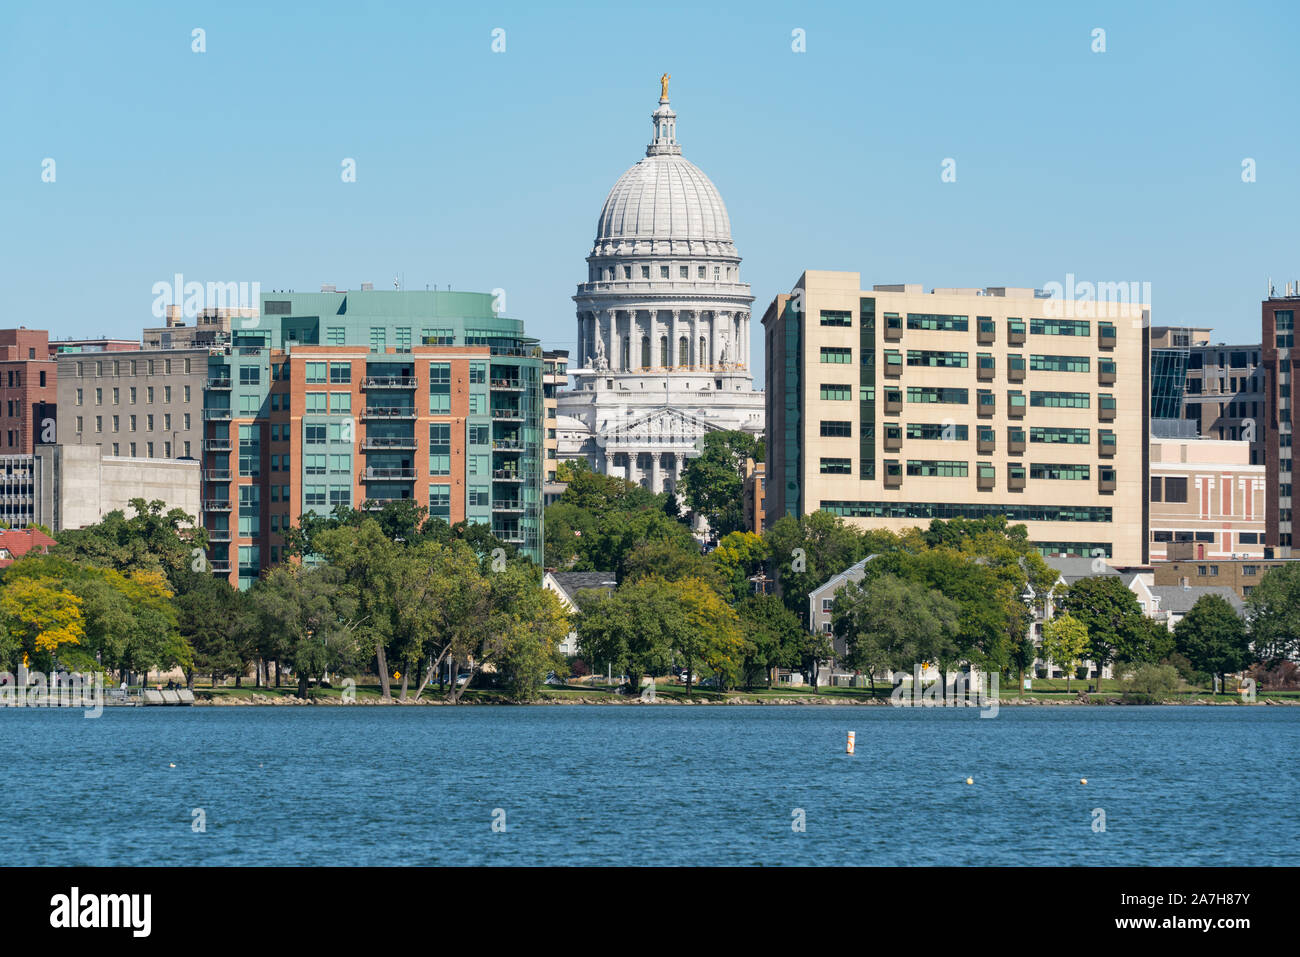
<box><xmin>204</xmin><ymin>378</ymin><xmax>232</xmax><ymax>390</ymax></box>
<box><xmin>204</xmin><ymin>409</ymin><xmax>232</xmax><ymax>421</ymax></box>
<box><xmin>202</xmin><ymin>500</ymin><xmax>232</xmax><ymax>512</ymax></box>
<box><xmin>362</xmin><ymin>406</ymin><xmax>417</xmax><ymax>420</ymax></box>
<box><xmin>362</xmin><ymin>376</ymin><xmax>417</xmax><ymax>389</ymax></box>
<box><xmin>203</xmin><ymin>469</ymin><xmax>232</xmax><ymax>481</ymax></box>
<box><xmin>362</xmin><ymin>436</ymin><xmax>418</xmax><ymax>450</ymax></box>
<box><xmin>491</xmin><ymin>378</ymin><xmax>524</xmax><ymax>390</ymax></box>
<box><xmin>492</xmin><ymin>528</ymin><xmax>525</xmax><ymax>544</ymax></box>
<box><xmin>493</xmin><ymin>501</ymin><xmax>525</xmax><ymax>512</ymax></box>
<box><xmin>360</xmin><ymin>467</ymin><xmax>417</xmax><ymax>481</ymax></box>
<box><xmin>207</xmin><ymin>529</ymin><xmax>231</xmax><ymax>542</ymax></box>
<box><xmin>492</xmin><ymin>470</ymin><xmax>523</xmax><ymax>481</ymax></box>
<box><xmin>491</xmin><ymin>408</ymin><xmax>524</xmax><ymax>420</ymax></box>
<box><xmin>209</xmin><ymin>560</ymin><xmax>231</xmax><ymax>573</ymax></box>
<box><xmin>203</xmin><ymin>438</ymin><xmax>232</xmax><ymax>451</ymax></box>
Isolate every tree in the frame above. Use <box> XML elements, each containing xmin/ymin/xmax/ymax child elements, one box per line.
<box><xmin>709</xmin><ymin>531</ymin><xmax>770</xmax><ymax>603</ymax></box>
<box><xmin>678</xmin><ymin>430</ymin><xmax>758</xmax><ymax>536</ymax></box>
<box><xmin>175</xmin><ymin>570</ymin><xmax>249</xmax><ymax>689</ymax></box>
<box><xmin>832</xmin><ymin>574</ymin><xmax>960</xmax><ymax>692</ymax></box>
<box><xmin>0</xmin><ymin>577</ymin><xmax>84</xmax><ymax>670</ymax></box>
<box><xmin>736</xmin><ymin>595</ymin><xmax>805</xmax><ymax>687</ymax></box>
<box><xmin>1247</xmin><ymin>564</ymin><xmax>1300</xmax><ymax>664</ymax></box>
<box><xmin>1173</xmin><ymin>595</ymin><xmax>1251</xmax><ymax>694</ymax></box>
<box><xmin>1042</xmin><ymin>613</ymin><xmax>1089</xmax><ymax>692</ymax></box>
<box><xmin>1057</xmin><ymin>575</ymin><xmax>1149</xmax><ymax>688</ymax></box>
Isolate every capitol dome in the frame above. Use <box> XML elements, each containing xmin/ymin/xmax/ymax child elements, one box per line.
<box><xmin>589</xmin><ymin>92</ymin><xmax>737</xmax><ymax>260</ymax></box>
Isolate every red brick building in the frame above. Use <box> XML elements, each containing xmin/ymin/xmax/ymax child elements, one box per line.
<box><xmin>0</xmin><ymin>329</ymin><xmax>58</xmax><ymax>453</ymax></box>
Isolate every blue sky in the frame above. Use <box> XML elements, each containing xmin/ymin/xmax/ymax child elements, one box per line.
<box><xmin>2</xmin><ymin>0</ymin><xmax>1297</xmax><ymax>380</ymax></box>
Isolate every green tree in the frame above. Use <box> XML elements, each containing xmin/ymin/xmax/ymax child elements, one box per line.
<box><xmin>678</xmin><ymin>430</ymin><xmax>758</xmax><ymax>536</ymax></box>
<box><xmin>1173</xmin><ymin>595</ymin><xmax>1251</xmax><ymax>694</ymax></box>
<box><xmin>832</xmin><ymin>573</ymin><xmax>960</xmax><ymax>691</ymax></box>
<box><xmin>1057</xmin><ymin>575</ymin><xmax>1150</xmax><ymax>688</ymax></box>
<box><xmin>1246</xmin><ymin>563</ymin><xmax>1300</xmax><ymax>663</ymax></box>
<box><xmin>736</xmin><ymin>595</ymin><xmax>805</xmax><ymax>687</ymax></box>
<box><xmin>1042</xmin><ymin>613</ymin><xmax>1090</xmax><ymax>692</ymax></box>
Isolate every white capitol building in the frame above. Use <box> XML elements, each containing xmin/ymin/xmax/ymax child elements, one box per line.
<box><xmin>556</xmin><ymin>78</ymin><xmax>764</xmax><ymax>493</ymax></box>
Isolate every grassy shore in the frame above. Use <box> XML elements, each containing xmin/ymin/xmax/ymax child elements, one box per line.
<box><xmin>187</xmin><ymin>677</ymin><xmax>1300</xmax><ymax>706</ymax></box>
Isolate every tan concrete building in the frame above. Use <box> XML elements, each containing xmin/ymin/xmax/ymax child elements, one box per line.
<box><xmin>763</xmin><ymin>271</ymin><xmax>1149</xmax><ymax>564</ymax></box>
<box><xmin>1148</xmin><ymin>437</ymin><xmax>1265</xmax><ymax>560</ymax></box>
<box><xmin>542</xmin><ymin>350</ymin><xmax>568</xmax><ymax>485</ymax></box>
<box><xmin>1152</xmin><ymin>557</ymin><xmax>1297</xmax><ymax>600</ymax></box>
<box><xmin>31</xmin><ymin>443</ymin><xmax>201</xmax><ymax>532</ymax></box>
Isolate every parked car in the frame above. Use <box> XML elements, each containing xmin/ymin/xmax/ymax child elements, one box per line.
<box><xmin>455</xmin><ymin>672</ymin><xmax>472</xmax><ymax>687</ymax></box>
<box><xmin>544</xmin><ymin>672</ymin><xmax>566</xmax><ymax>686</ymax></box>
<box><xmin>697</xmin><ymin>677</ymin><xmax>718</xmax><ymax>688</ymax></box>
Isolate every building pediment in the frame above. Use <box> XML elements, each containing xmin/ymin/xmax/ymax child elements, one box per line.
<box><xmin>595</xmin><ymin>406</ymin><xmax>719</xmax><ymax>450</ymax></box>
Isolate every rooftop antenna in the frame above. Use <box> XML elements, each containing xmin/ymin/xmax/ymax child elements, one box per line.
<box><xmin>393</xmin><ymin>275</ymin><xmax>399</xmax><ymax>290</ymax></box>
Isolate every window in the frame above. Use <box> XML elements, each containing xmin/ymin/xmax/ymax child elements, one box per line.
<box><xmin>1030</xmin><ymin>427</ymin><xmax>1090</xmax><ymax>444</ymax></box>
<box><xmin>906</xmin><ymin>314</ymin><xmax>968</xmax><ymax>331</ymax></box>
<box><xmin>819</xmin><ymin>384</ymin><xmax>853</xmax><ymax>401</ymax></box>
<box><xmin>907</xmin><ymin>423</ymin><xmax>968</xmax><ymax>441</ymax></box>
<box><xmin>429</xmin><ymin>423</ymin><xmax>451</xmax><ymax>475</ymax></box>
<box><xmin>1030</xmin><ymin>318</ymin><xmax>1090</xmax><ymax>336</ymax></box>
<box><xmin>820</xmin><ymin>420</ymin><xmax>852</xmax><ymax>437</ymax></box>
<box><xmin>819</xmin><ymin>311</ymin><xmax>852</xmax><ymax>327</ymax></box>
<box><xmin>820</xmin><ymin>347</ymin><xmax>853</xmax><ymax>364</ymax></box>
<box><xmin>1164</xmin><ymin>476</ymin><xmax>1188</xmax><ymax>503</ymax></box>
<box><xmin>1030</xmin><ymin>391</ymin><xmax>1090</xmax><ymax>408</ymax></box>
<box><xmin>330</xmin><ymin>362</ymin><xmax>351</xmax><ymax>383</ymax></box>
<box><xmin>906</xmin><ymin>460</ymin><xmax>968</xmax><ymax>477</ymax></box>
<box><xmin>1030</xmin><ymin>355</ymin><xmax>1091</xmax><ymax>373</ymax></box>
<box><xmin>820</xmin><ymin>457</ymin><xmax>852</xmax><ymax>474</ymax></box>
<box><xmin>907</xmin><ymin>350</ymin><xmax>968</xmax><ymax>368</ymax></box>
<box><xmin>305</xmin><ymin>393</ymin><xmax>327</xmax><ymax>414</ymax></box>
<box><xmin>305</xmin><ymin>362</ymin><xmax>327</xmax><ymax>384</ymax></box>
<box><xmin>1030</xmin><ymin>463</ymin><xmax>1091</xmax><ymax>481</ymax></box>
<box><xmin>907</xmin><ymin>387</ymin><xmax>968</xmax><ymax>404</ymax></box>
<box><xmin>679</xmin><ymin>266</ymin><xmax>688</xmax><ymax>278</ymax></box>
<box><xmin>330</xmin><ymin>392</ymin><xmax>351</xmax><ymax>414</ymax></box>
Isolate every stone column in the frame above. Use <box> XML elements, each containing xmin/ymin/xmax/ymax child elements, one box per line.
<box><xmin>648</xmin><ymin>310</ymin><xmax>658</xmax><ymax>369</ymax></box>
<box><xmin>650</xmin><ymin>452</ymin><xmax>661</xmax><ymax>494</ymax></box>
<box><xmin>670</xmin><ymin>310</ymin><xmax>681</xmax><ymax>367</ymax></box>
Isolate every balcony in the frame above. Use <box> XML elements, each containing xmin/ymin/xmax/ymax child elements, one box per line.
<box><xmin>977</xmin><ymin>396</ymin><xmax>996</xmax><ymax>419</ymax></box>
<box><xmin>1098</xmin><ymin>363</ymin><xmax>1117</xmax><ymax>386</ymax></box>
<box><xmin>362</xmin><ymin>406</ymin><xmax>417</xmax><ymax>420</ymax></box>
<box><xmin>1099</xmin><ymin>471</ymin><xmax>1117</xmax><ymax>493</ymax></box>
<box><xmin>883</xmin><ymin>429</ymin><xmax>902</xmax><ymax>452</ymax></box>
<box><xmin>203</xmin><ymin>438</ymin><xmax>232</xmax><ymax>451</ymax></box>
<box><xmin>977</xmin><ymin>319</ymin><xmax>996</xmax><ymax>345</ymax></box>
<box><xmin>492</xmin><ymin>527</ymin><xmax>525</xmax><ymax>544</ymax></box>
<box><xmin>493</xmin><ymin>501</ymin><xmax>526</xmax><ymax>513</ymax></box>
<box><xmin>207</xmin><ymin>529</ymin><xmax>231</xmax><ymax>542</ymax></box>
<box><xmin>1008</xmin><ymin>469</ymin><xmax>1026</xmax><ymax>491</ymax></box>
<box><xmin>492</xmin><ymin>469</ymin><xmax>524</xmax><ymax>482</ymax></box>
<box><xmin>1007</xmin><ymin>430</ymin><xmax>1026</xmax><ymax>454</ymax></box>
<box><xmin>362</xmin><ymin>436</ymin><xmax>417</xmax><ymax>451</ymax></box>
<box><xmin>203</xmin><ymin>469</ymin><xmax>232</xmax><ymax>481</ymax></box>
<box><xmin>884</xmin><ymin>355</ymin><xmax>903</xmax><ymax>379</ymax></box>
<box><xmin>1099</xmin><ymin>401</ymin><xmax>1116</xmax><ymax>423</ymax></box>
<box><xmin>204</xmin><ymin>409</ymin><xmax>232</xmax><ymax>421</ymax></box>
<box><xmin>884</xmin><ymin>392</ymin><xmax>903</xmax><ymax>415</ymax></box>
<box><xmin>202</xmin><ymin>500</ymin><xmax>232</xmax><ymax>512</ymax></box>
<box><xmin>1007</xmin><ymin>358</ymin><xmax>1026</xmax><ymax>382</ymax></box>
<box><xmin>363</xmin><ymin>496</ymin><xmax>411</xmax><ymax>510</ymax></box>
<box><xmin>209</xmin><ymin>560</ymin><xmax>231</xmax><ymax>574</ymax></box>
<box><xmin>1099</xmin><ymin>433</ymin><xmax>1117</xmax><ymax>458</ymax></box>
<box><xmin>884</xmin><ymin>319</ymin><xmax>903</xmax><ymax>342</ymax></box>
<box><xmin>1008</xmin><ymin>322</ymin><xmax>1026</xmax><ymax>346</ymax></box>
<box><xmin>1099</xmin><ymin>324</ymin><xmax>1117</xmax><ymax>349</ymax></box>
<box><xmin>884</xmin><ymin>463</ymin><xmax>902</xmax><ymax>488</ymax></box>
<box><xmin>977</xmin><ymin>360</ymin><xmax>996</xmax><ymax>382</ymax></box>
<box><xmin>493</xmin><ymin>440</ymin><xmax>524</xmax><ymax>453</ymax></box>
<box><xmin>361</xmin><ymin>467</ymin><xmax>416</xmax><ymax>481</ymax></box>
<box><xmin>977</xmin><ymin>470</ymin><xmax>996</xmax><ymax>491</ymax></box>
<box><xmin>1008</xmin><ymin>398</ymin><xmax>1026</xmax><ymax>420</ymax></box>
<box><xmin>204</xmin><ymin>378</ymin><xmax>232</xmax><ymax>390</ymax></box>
<box><xmin>362</xmin><ymin>376</ymin><xmax>417</xmax><ymax>390</ymax></box>
<box><xmin>977</xmin><ymin>433</ymin><xmax>996</xmax><ymax>455</ymax></box>
<box><xmin>491</xmin><ymin>408</ymin><xmax>524</xmax><ymax>421</ymax></box>
<box><xmin>491</xmin><ymin>378</ymin><xmax>524</xmax><ymax>391</ymax></box>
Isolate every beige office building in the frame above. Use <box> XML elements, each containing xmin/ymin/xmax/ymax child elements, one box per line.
<box><xmin>762</xmin><ymin>271</ymin><xmax>1149</xmax><ymax>565</ymax></box>
<box><xmin>1149</xmin><ymin>437</ymin><xmax>1265</xmax><ymax>561</ymax></box>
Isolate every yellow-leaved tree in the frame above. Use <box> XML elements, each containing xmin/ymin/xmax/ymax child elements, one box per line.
<box><xmin>0</xmin><ymin>577</ymin><xmax>85</xmax><ymax>664</ymax></box>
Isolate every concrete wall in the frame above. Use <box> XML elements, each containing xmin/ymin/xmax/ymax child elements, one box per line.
<box><xmin>33</xmin><ymin>444</ymin><xmax>201</xmax><ymax>531</ymax></box>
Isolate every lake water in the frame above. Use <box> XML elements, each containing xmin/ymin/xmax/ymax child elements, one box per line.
<box><xmin>2</xmin><ymin>705</ymin><xmax>1294</xmax><ymax>866</ymax></box>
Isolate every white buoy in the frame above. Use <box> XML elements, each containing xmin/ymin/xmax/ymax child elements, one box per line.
<box><xmin>846</xmin><ymin>731</ymin><xmax>856</xmax><ymax>754</ymax></box>
<box><xmin>1080</xmin><ymin>778</ymin><xmax>1087</xmax><ymax>785</ymax></box>
<box><xmin>965</xmin><ymin>777</ymin><xmax>973</xmax><ymax>785</ymax></box>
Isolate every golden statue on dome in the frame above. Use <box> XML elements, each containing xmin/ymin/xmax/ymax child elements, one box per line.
<box><xmin>660</xmin><ymin>73</ymin><xmax>670</xmax><ymax>100</ymax></box>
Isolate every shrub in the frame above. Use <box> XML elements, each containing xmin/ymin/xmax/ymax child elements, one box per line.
<box><xmin>1120</xmin><ymin>662</ymin><xmax>1180</xmax><ymax>701</ymax></box>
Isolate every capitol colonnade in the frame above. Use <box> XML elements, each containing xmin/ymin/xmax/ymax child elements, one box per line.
<box><xmin>576</xmin><ymin>308</ymin><xmax>750</xmax><ymax>372</ymax></box>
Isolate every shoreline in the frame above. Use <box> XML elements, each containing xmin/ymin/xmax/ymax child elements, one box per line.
<box><xmin>190</xmin><ymin>693</ymin><xmax>1299</xmax><ymax>707</ymax></box>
